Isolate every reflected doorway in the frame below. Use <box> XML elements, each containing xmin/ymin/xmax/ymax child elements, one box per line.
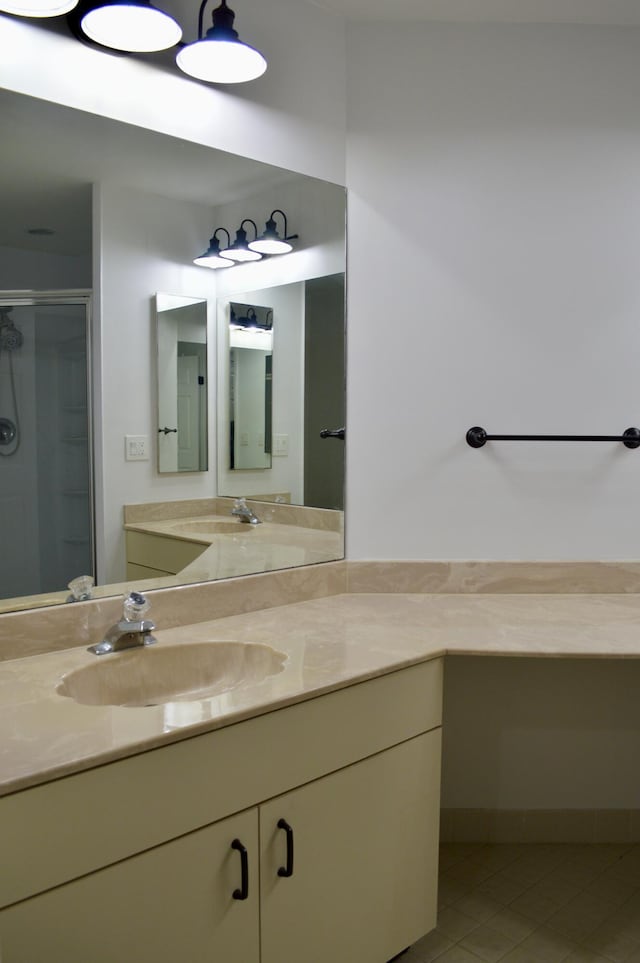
<box><xmin>304</xmin><ymin>274</ymin><xmax>345</xmax><ymax>510</ymax></box>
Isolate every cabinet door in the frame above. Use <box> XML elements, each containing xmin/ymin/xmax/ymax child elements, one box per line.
<box><xmin>259</xmin><ymin>729</ymin><xmax>441</xmax><ymax>963</ymax></box>
<box><xmin>0</xmin><ymin>808</ymin><xmax>259</xmax><ymax>963</ymax></box>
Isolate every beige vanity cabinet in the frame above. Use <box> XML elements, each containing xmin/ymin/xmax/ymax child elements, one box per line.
<box><xmin>260</xmin><ymin>729</ymin><xmax>441</xmax><ymax>963</ymax></box>
<box><xmin>125</xmin><ymin>529</ymin><xmax>207</xmax><ymax>578</ymax></box>
<box><xmin>0</xmin><ymin>808</ymin><xmax>260</xmax><ymax>963</ymax></box>
<box><xmin>0</xmin><ymin>659</ymin><xmax>443</xmax><ymax>963</ymax></box>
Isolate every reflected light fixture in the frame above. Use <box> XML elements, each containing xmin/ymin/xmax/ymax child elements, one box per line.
<box><xmin>1</xmin><ymin>0</ymin><xmax>78</xmax><ymax>16</ymax></box>
<box><xmin>176</xmin><ymin>0</ymin><xmax>267</xmax><ymax>84</ymax></box>
<box><xmin>230</xmin><ymin>306</ymin><xmax>258</xmax><ymax>329</ymax></box>
<box><xmin>249</xmin><ymin>209</ymin><xmax>298</xmax><ymax>255</ymax></box>
<box><xmin>193</xmin><ymin>227</ymin><xmax>235</xmax><ymax>269</ymax></box>
<box><xmin>220</xmin><ymin>219</ymin><xmax>262</xmax><ymax>262</ymax></box>
<box><xmin>77</xmin><ymin>0</ymin><xmax>182</xmax><ymax>52</ymax></box>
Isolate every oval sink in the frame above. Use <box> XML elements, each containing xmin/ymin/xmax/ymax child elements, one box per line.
<box><xmin>56</xmin><ymin>642</ymin><xmax>287</xmax><ymax>707</ymax></box>
<box><xmin>172</xmin><ymin>520</ymin><xmax>252</xmax><ymax>536</ymax></box>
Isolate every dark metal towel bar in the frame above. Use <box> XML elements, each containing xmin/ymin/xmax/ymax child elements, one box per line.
<box><xmin>466</xmin><ymin>426</ymin><xmax>640</xmax><ymax>449</ymax></box>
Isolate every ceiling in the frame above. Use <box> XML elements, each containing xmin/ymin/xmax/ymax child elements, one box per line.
<box><xmin>309</xmin><ymin>0</ymin><xmax>640</xmax><ymax>24</ymax></box>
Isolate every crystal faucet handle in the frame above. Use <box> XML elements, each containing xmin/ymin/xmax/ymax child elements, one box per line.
<box><xmin>123</xmin><ymin>591</ymin><xmax>150</xmax><ymax>622</ymax></box>
<box><xmin>67</xmin><ymin>575</ymin><xmax>94</xmax><ymax>602</ymax></box>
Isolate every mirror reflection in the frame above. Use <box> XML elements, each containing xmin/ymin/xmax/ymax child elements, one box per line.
<box><xmin>0</xmin><ymin>296</ymin><xmax>93</xmax><ymax>602</ymax></box>
<box><xmin>228</xmin><ymin>301</ymin><xmax>273</xmax><ymax>472</ymax></box>
<box><xmin>156</xmin><ymin>294</ymin><xmax>208</xmax><ymax>473</ymax></box>
<box><xmin>218</xmin><ymin>276</ymin><xmax>345</xmax><ymax>510</ymax></box>
<box><xmin>0</xmin><ymin>87</ymin><xmax>346</xmax><ymax>615</ymax></box>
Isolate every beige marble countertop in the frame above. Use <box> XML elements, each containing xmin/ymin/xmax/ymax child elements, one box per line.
<box><xmin>3</xmin><ymin>590</ymin><xmax>640</xmax><ymax>797</ymax></box>
<box><xmin>125</xmin><ymin>515</ymin><xmax>344</xmax><ymax>582</ymax></box>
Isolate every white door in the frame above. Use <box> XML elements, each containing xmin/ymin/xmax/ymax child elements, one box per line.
<box><xmin>177</xmin><ymin>353</ymin><xmax>201</xmax><ymax>470</ymax></box>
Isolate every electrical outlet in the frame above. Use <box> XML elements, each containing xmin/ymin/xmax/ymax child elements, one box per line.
<box><xmin>125</xmin><ymin>435</ymin><xmax>149</xmax><ymax>461</ymax></box>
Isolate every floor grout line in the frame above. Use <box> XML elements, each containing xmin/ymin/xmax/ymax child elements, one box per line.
<box><xmin>406</xmin><ymin>843</ymin><xmax>640</xmax><ymax>963</ymax></box>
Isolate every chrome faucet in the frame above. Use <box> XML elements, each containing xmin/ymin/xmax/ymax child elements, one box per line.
<box><xmin>231</xmin><ymin>497</ymin><xmax>261</xmax><ymax>525</ymax></box>
<box><xmin>88</xmin><ymin>591</ymin><xmax>157</xmax><ymax>655</ymax></box>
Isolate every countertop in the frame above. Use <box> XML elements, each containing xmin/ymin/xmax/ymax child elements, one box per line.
<box><xmin>3</xmin><ymin>590</ymin><xmax>640</xmax><ymax>797</ymax></box>
<box><xmin>125</xmin><ymin>514</ymin><xmax>344</xmax><ymax>582</ymax></box>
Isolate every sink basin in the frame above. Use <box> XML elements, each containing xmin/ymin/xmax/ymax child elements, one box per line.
<box><xmin>171</xmin><ymin>520</ymin><xmax>252</xmax><ymax>536</ymax></box>
<box><xmin>56</xmin><ymin>642</ymin><xmax>287</xmax><ymax>707</ymax></box>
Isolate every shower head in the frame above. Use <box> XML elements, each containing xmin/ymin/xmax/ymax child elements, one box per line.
<box><xmin>0</xmin><ymin>315</ymin><xmax>23</xmax><ymax>352</ymax></box>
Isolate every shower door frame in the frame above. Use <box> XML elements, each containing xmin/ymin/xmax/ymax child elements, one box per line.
<box><xmin>0</xmin><ymin>290</ymin><xmax>95</xmax><ymax>593</ymax></box>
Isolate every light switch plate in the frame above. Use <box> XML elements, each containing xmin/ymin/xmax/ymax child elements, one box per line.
<box><xmin>273</xmin><ymin>433</ymin><xmax>289</xmax><ymax>457</ymax></box>
<box><xmin>125</xmin><ymin>435</ymin><xmax>149</xmax><ymax>461</ymax></box>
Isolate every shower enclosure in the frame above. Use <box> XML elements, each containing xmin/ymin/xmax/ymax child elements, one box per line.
<box><xmin>0</xmin><ymin>292</ymin><xmax>93</xmax><ymax>603</ymax></box>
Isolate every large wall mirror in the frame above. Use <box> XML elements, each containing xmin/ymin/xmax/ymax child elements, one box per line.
<box><xmin>0</xmin><ymin>87</ymin><xmax>346</xmax><ymax>615</ymax></box>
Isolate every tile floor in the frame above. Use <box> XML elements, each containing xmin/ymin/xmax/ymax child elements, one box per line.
<box><xmin>404</xmin><ymin>843</ymin><xmax>640</xmax><ymax>963</ymax></box>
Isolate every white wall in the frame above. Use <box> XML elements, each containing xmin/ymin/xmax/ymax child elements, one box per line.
<box><xmin>0</xmin><ymin>0</ymin><xmax>346</xmax><ymax>184</ymax></box>
<box><xmin>442</xmin><ymin>657</ymin><xmax>640</xmax><ymax>809</ymax></box>
<box><xmin>346</xmin><ymin>23</ymin><xmax>640</xmax><ymax>562</ymax></box>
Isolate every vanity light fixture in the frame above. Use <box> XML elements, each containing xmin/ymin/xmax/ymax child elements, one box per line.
<box><xmin>193</xmin><ymin>227</ymin><xmax>235</xmax><ymax>269</ymax></box>
<box><xmin>1</xmin><ymin>0</ymin><xmax>78</xmax><ymax>17</ymax></box>
<box><xmin>249</xmin><ymin>209</ymin><xmax>298</xmax><ymax>255</ymax></box>
<box><xmin>176</xmin><ymin>0</ymin><xmax>266</xmax><ymax>84</ymax></box>
<box><xmin>230</xmin><ymin>306</ymin><xmax>258</xmax><ymax>329</ymax></box>
<box><xmin>194</xmin><ymin>215</ymin><xmax>297</xmax><ymax>269</ymax></box>
<box><xmin>220</xmin><ymin>219</ymin><xmax>263</xmax><ymax>262</ymax></box>
<box><xmin>75</xmin><ymin>0</ymin><xmax>182</xmax><ymax>52</ymax></box>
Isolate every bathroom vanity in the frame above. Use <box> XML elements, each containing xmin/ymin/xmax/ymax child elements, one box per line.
<box><xmin>0</xmin><ymin>654</ymin><xmax>442</xmax><ymax>963</ymax></box>
<box><xmin>3</xmin><ymin>570</ymin><xmax>640</xmax><ymax>961</ymax></box>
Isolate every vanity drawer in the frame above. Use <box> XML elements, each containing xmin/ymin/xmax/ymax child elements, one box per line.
<box><xmin>126</xmin><ymin>530</ymin><xmax>207</xmax><ymax>574</ymax></box>
<box><xmin>0</xmin><ymin>657</ymin><xmax>442</xmax><ymax>908</ymax></box>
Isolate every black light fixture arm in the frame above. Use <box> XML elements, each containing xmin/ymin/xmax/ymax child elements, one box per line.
<box><xmin>268</xmin><ymin>209</ymin><xmax>299</xmax><ymax>242</ymax></box>
<box><xmin>198</xmin><ymin>0</ymin><xmax>236</xmax><ymax>41</ymax></box>
<box><xmin>212</xmin><ymin>226</ymin><xmax>231</xmax><ymax>246</ymax></box>
<box><xmin>466</xmin><ymin>426</ymin><xmax>640</xmax><ymax>449</ymax></box>
<box><xmin>240</xmin><ymin>217</ymin><xmax>258</xmax><ymax>238</ymax></box>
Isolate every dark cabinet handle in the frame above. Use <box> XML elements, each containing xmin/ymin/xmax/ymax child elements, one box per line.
<box><xmin>158</xmin><ymin>426</ymin><xmax>178</xmax><ymax>435</ymax></box>
<box><xmin>277</xmin><ymin>818</ymin><xmax>294</xmax><ymax>878</ymax></box>
<box><xmin>231</xmin><ymin>838</ymin><xmax>249</xmax><ymax>900</ymax></box>
<box><xmin>319</xmin><ymin>427</ymin><xmax>345</xmax><ymax>440</ymax></box>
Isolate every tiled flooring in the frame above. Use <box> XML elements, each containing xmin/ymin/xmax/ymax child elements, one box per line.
<box><xmin>404</xmin><ymin>843</ymin><xmax>640</xmax><ymax>963</ymax></box>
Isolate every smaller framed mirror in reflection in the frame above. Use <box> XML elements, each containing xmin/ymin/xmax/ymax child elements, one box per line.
<box><xmin>228</xmin><ymin>301</ymin><xmax>274</xmax><ymax>471</ymax></box>
<box><xmin>156</xmin><ymin>293</ymin><xmax>208</xmax><ymax>473</ymax></box>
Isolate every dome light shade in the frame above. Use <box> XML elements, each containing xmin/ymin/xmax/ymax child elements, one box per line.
<box><xmin>249</xmin><ymin>209</ymin><xmax>297</xmax><ymax>255</ymax></box>
<box><xmin>221</xmin><ymin>220</ymin><xmax>263</xmax><ymax>262</ymax></box>
<box><xmin>1</xmin><ymin>0</ymin><xmax>78</xmax><ymax>16</ymax></box>
<box><xmin>193</xmin><ymin>228</ymin><xmax>235</xmax><ymax>269</ymax></box>
<box><xmin>80</xmin><ymin>0</ymin><xmax>182</xmax><ymax>51</ymax></box>
<box><xmin>176</xmin><ymin>0</ymin><xmax>266</xmax><ymax>84</ymax></box>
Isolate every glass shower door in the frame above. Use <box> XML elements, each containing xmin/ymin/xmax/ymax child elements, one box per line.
<box><xmin>0</xmin><ymin>296</ymin><xmax>93</xmax><ymax>602</ymax></box>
